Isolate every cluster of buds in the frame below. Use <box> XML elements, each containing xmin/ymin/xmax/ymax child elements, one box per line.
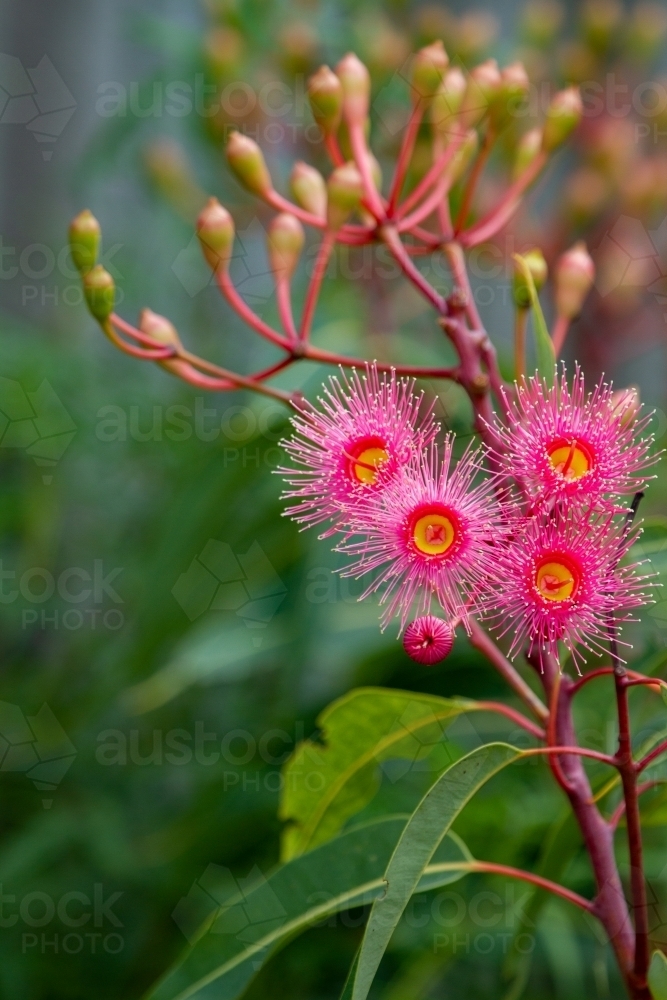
<box><xmin>70</xmin><ymin>42</ymin><xmax>588</xmax><ymax>423</ymax></box>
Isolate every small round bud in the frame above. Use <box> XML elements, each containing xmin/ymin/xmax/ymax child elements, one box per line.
<box><xmin>513</xmin><ymin>127</ymin><xmax>543</xmax><ymax>180</ymax></box>
<box><xmin>582</xmin><ymin>0</ymin><xmax>623</xmax><ymax>54</ymax></box>
<box><xmin>139</xmin><ymin>308</ymin><xmax>181</xmax><ymax>348</ymax></box>
<box><xmin>226</xmin><ymin>132</ymin><xmax>273</xmax><ymax>197</ymax></box>
<box><xmin>403</xmin><ymin>616</ymin><xmax>454</xmax><ymax>665</ymax></box>
<box><xmin>307</xmin><ymin>65</ymin><xmax>343</xmax><ymax>136</ymax></box>
<box><xmin>460</xmin><ymin>59</ymin><xmax>502</xmax><ymax>128</ymax></box>
<box><xmin>555</xmin><ymin>241</ymin><xmax>595</xmax><ymax>319</ymax></box>
<box><xmin>326</xmin><ymin>161</ymin><xmax>364</xmax><ymax>230</ymax></box>
<box><xmin>513</xmin><ymin>248</ymin><xmax>548</xmax><ymax>308</ymax></box>
<box><xmin>430</xmin><ymin>67</ymin><xmax>467</xmax><ymax>135</ymax></box>
<box><xmin>610</xmin><ymin>387</ymin><xmax>641</xmax><ymax>428</ymax></box>
<box><xmin>542</xmin><ymin>86</ymin><xmax>583</xmax><ymax>152</ymax></box>
<box><xmin>204</xmin><ymin>26</ymin><xmax>243</xmax><ymax>80</ymax></box>
<box><xmin>83</xmin><ymin>265</ymin><xmax>115</xmax><ymax>322</ymax></box>
<box><xmin>335</xmin><ymin>52</ymin><xmax>371</xmax><ymax>126</ymax></box>
<box><xmin>197</xmin><ymin>197</ymin><xmax>235</xmax><ymax>273</ymax></box>
<box><xmin>448</xmin><ymin>130</ymin><xmax>479</xmax><ymax>185</ymax></box>
<box><xmin>627</xmin><ymin>2</ymin><xmax>667</xmax><ymax>62</ymax></box>
<box><xmin>522</xmin><ymin>0</ymin><xmax>565</xmax><ymax>47</ymax></box>
<box><xmin>267</xmin><ymin>213</ymin><xmax>305</xmax><ymax>280</ymax></box>
<box><xmin>411</xmin><ymin>41</ymin><xmax>449</xmax><ymax>102</ymax></box>
<box><xmin>290</xmin><ymin>161</ymin><xmax>327</xmax><ymax>219</ymax></box>
<box><xmin>494</xmin><ymin>62</ymin><xmax>530</xmax><ymax>128</ymax></box>
<box><xmin>69</xmin><ymin>209</ymin><xmax>101</xmax><ymax>275</ymax></box>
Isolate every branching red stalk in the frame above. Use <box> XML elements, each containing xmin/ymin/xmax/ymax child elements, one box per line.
<box><xmin>468</xmin><ymin>619</ymin><xmax>548</xmax><ymax>723</ymax></box>
<box><xmin>300</xmin><ymin>230</ymin><xmax>336</xmax><ymax>342</ymax></box>
<box><xmin>474</xmin><ymin>701</ymin><xmax>545</xmax><ymax>740</ymax></box>
<box><xmin>387</xmin><ymin>103</ymin><xmax>424</xmax><ymax>214</ymax></box>
<box><xmin>459</xmin><ymin>151</ymin><xmax>548</xmax><ymax>248</ymax></box>
<box><xmin>457</xmin><ymin>860</ymin><xmax>595</xmax><ymax>913</ymax></box>
<box><xmin>552</xmin><ymin>314</ymin><xmax>571</xmax><ymax>356</ymax></box>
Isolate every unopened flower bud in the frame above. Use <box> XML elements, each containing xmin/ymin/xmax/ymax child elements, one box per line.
<box><xmin>522</xmin><ymin>0</ymin><xmax>564</xmax><ymax>47</ymax></box>
<box><xmin>542</xmin><ymin>86</ymin><xmax>583</xmax><ymax>151</ymax></box>
<box><xmin>307</xmin><ymin>65</ymin><xmax>343</xmax><ymax>136</ymax></box>
<box><xmin>513</xmin><ymin>248</ymin><xmax>547</xmax><ymax>308</ymax></box>
<box><xmin>431</xmin><ymin>67</ymin><xmax>467</xmax><ymax>135</ymax></box>
<box><xmin>493</xmin><ymin>62</ymin><xmax>530</xmax><ymax>128</ymax></box>
<box><xmin>335</xmin><ymin>52</ymin><xmax>371</xmax><ymax>125</ymax></box>
<box><xmin>627</xmin><ymin>2</ymin><xmax>667</xmax><ymax>62</ymax></box>
<box><xmin>513</xmin><ymin>127</ymin><xmax>543</xmax><ymax>180</ymax></box>
<box><xmin>411</xmin><ymin>41</ymin><xmax>449</xmax><ymax>102</ymax></box>
<box><xmin>290</xmin><ymin>161</ymin><xmax>327</xmax><ymax>219</ymax></box>
<box><xmin>582</xmin><ymin>0</ymin><xmax>623</xmax><ymax>54</ymax></box>
<box><xmin>83</xmin><ymin>265</ymin><xmax>115</xmax><ymax>322</ymax></box>
<box><xmin>326</xmin><ymin>161</ymin><xmax>364</xmax><ymax>230</ymax></box>
<box><xmin>555</xmin><ymin>241</ymin><xmax>595</xmax><ymax>318</ymax></box>
<box><xmin>448</xmin><ymin>130</ymin><xmax>479</xmax><ymax>185</ymax></box>
<box><xmin>204</xmin><ymin>26</ymin><xmax>243</xmax><ymax>80</ymax></box>
<box><xmin>226</xmin><ymin>132</ymin><xmax>273</xmax><ymax>197</ymax></box>
<box><xmin>610</xmin><ymin>386</ymin><xmax>641</xmax><ymax>427</ymax></box>
<box><xmin>139</xmin><ymin>308</ymin><xmax>181</xmax><ymax>348</ymax></box>
<box><xmin>267</xmin><ymin>213</ymin><xmax>305</xmax><ymax>279</ymax></box>
<box><xmin>69</xmin><ymin>209</ymin><xmax>100</xmax><ymax>275</ymax></box>
<box><xmin>460</xmin><ymin>59</ymin><xmax>502</xmax><ymax>128</ymax></box>
<box><xmin>403</xmin><ymin>616</ymin><xmax>454</xmax><ymax>665</ymax></box>
<box><xmin>197</xmin><ymin>197</ymin><xmax>235</xmax><ymax>273</ymax></box>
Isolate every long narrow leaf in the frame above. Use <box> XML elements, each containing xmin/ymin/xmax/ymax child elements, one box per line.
<box><xmin>349</xmin><ymin>743</ymin><xmax>522</xmax><ymax>1000</ymax></box>
<box><xmin>145</xmin><ymin>816</ymin><xmax>471</xmax><ymax>1000</ymax></box>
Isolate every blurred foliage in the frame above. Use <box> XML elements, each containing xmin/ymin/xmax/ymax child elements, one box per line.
<box><xmin>2</xmin><ymin>0</ymin><xmax>667</xmax><ymax>998</ymax></box>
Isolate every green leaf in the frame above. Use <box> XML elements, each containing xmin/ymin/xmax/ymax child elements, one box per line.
<box><xmin>512</xmin><ymin>253</ymin><xmax>555</xmax><ymax>384</ymax></box>
<box><xmin>279</xmin><ymin>687</ymin><xmax>485</xmax><ymax>860</ymax></box>
<box><xmin>348</xmin><ymin>743</ymin><xmax>522</xmax><ymax>1000</ymax></box>
<box><xmin>649</xmin><ymin>950</ymin><xmax>667</xmax><ymax>1000</ymax></box>
<box><xmin>145</xmin><ymin>816</ymin><xmax>472</xmax><ymax>1000</ymax></box>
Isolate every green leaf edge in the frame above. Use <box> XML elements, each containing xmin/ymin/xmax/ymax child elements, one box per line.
<box><xmin>512</xmin><ymin>253</ymin><xmax>555</xmax><ymax>385</ymax></box>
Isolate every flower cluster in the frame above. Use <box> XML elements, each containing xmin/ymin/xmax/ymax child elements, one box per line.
<box><xmin>280</xmin><ymin>364</ymin><xmax>656</xmax><ymax>669</ymax></box>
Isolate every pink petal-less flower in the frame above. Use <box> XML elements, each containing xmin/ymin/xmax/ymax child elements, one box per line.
<box><xmin>485</xmin><ymin>507</ymin><xmax>652</xmax><ymax>670</ymax></box>
<box><xmin>279</xmin><ymin>365</ymin><xmax>438</xmax><ymax>534</ymax></box>
<box><xmin>403</xmin><ymin>616</ymin><xmax>455</xmax><ymax>665</ymax></box>
<box><xmin>491</xmin><ymin>367</ymin><xmax>655</xmax><ymax>512</ymax></box>
<box><xmin>337</xmin><ymin>438</ymin><xmax>508</xmax><ymax>631</ymax></box>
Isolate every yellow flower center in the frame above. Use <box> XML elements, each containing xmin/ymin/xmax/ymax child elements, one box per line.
<box><xmin>535</xmin><ymin>557</ymin><xmax>580</xmax><ymax>602</ymax></box>
<box><xmin>547</xmin><ymin>439</ymin><xmax>593</xmax><ymax>481</ymax></box>
<box><xmin>411</xmin><ymin>510</ymin><xmax>457</xmax><ymax>557</ymax></box>
<box><xmin>350</xmin><ymin>446</ymin><xmax>390</xmax><ymax>485</ymax></box>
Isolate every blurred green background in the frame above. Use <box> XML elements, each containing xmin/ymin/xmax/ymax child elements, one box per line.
<box><xmin>1</xmin><ymin>0</ymin><xmax>667</xmax><ymax>997</ymax></box>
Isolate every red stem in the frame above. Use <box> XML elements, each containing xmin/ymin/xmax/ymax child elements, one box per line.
<box><xmin>468</xmin><ymin>618</ymin><xmax>548</xmax><ymax>723</ymax></box>
<box><xmin>388</xmin><ymin>102</ymin><xmax>424</xmax><ymax>214</ymax></box>
<box><xmin>475</xmin><ymin>701</ymin><xmax>545</xmax><ymax>741</ymax></box>
<box><xmin>552</xmin><ymin>313</ymin><xmax>571</xmax><ymax>356</ymax></box>
<box><xmin>464</xmin><ymin>860</ymin><xmax>595</xmax><ymax>914</ymax></box>
<box><xmin>637</xmin><ymin>738</ymin><xmax>667</xmax><ymax>774</ymax></box>
<box><xmin>348</xmin><ymin>122</ymin><xmax>386</xmax><ymax>222</ymax></box>
<box><xmin>610</xmin><ymin>781</ymin><xmax>663</xmax><ymax>832</ymax></box>
<box><xmin>459</xmin><ymin>151</ymin><xmax>548</xmax><ymax>249</ymax></box>
<box><xmin>276</xmin><ymin>277</ymin><xmax>298</xmax><ymax>342</ymax></box>
<box><xmin>454</xmin><ymin>126</ymin><xmax>494</xmax><ymax>233</ymax></box>
<box><xmin>300</xmin><ymin>230</ymin><xmax>336</xmax><ymax>342</ymax></box>
<box><xmin>381</xmin><ymin>225</ymin><xmax>446</xmax><ymax>313</ymax></box>
<box><xmin>396</xmin><ymin>128</ymin><xmax>465</xmax><ymax>220</ymax></box>
<box><xmin>216</xmin><ymin>269</ymin><xmax>291</xmax><ymax>349</ymax></box>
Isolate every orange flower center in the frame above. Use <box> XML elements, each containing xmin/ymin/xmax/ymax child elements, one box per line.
<box><xmin>535</xmin><ymin>555</ymin><xmax>580</xmax><ymax>602</ymax></box>
<box><xmin>410</xmin><ymin>506</ymin><xmax>459</xmax><ymax>557</ymax></box>
<box><xmin>547</xmin><ymin>438</ymin><xmax>593</xmax><ymax>482</ymax></box>
<box><xmin>346</xmin><ymin>438</ymin><xmax>390</xmax><ymax>485</ymax></box>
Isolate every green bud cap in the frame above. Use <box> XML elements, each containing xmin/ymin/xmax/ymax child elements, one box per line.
<box><xmin>326</xmin><ymin>161</ymin><xmax>364</xmax><ymax>230</ymax></box>
<box><xmin>83</xmin><ymin>265</ymin><xmax>115</xmax><ymax>322</ymax></box>
<box><xmin>581</xmin><ymin>0</ymin><xmax>623</xmax><ymax>54</ymax></box>
<box><xmin>431</xmin><ymin>67</ymin><xmax>467</xmax><ymax>134</ymax></box>
<box><xmin>290</xmin><ymin>161</ymin><xmax>327</xmax><ymax>219</ymax></box>
<box><xmin>308</xmin><ymin>65</ymin><xmax>343</xmax><ymax>136</ymax></box>
<box><xmin>542</xmin><ymin>86</ymin><xmax>583</xmax><ymax>151</ymax></box>
<box><xmin>226</xmin><ymin>132</ymin><xmax>273</xmax><ymax>197</ymax></box>
<box><xmin>461</xmin><ymin>59</ymin><xmax>502</xmax><ymax>128</ymax></box>
<box><xmin>411</xmin><ymin>41</ymin><xmax>449</xmax><ymax>102</ymax></box>
<box><xmin>69</xmin><ymin>209</ymin><xmax>101</xmax><ymax>275</ymax></box>
<box><xmin>267</xmin><ymin>213</ymin><xmax>305</xmax><ymax>280</ymax></box>
<box><xmin>513</xmin><ymin>126</ymin><xmax>543</xmax><ymax>180</ymax></box>
<box><xmin>555</xmin><ymin>241</ymin><xmax>595</xmax><ymax>318</ymax></box>
<box><xmin>197</xmin><ymin>197</ymin><xmax>235</xmax><ymax>272</ymax></box>
<box><xmin>513</xmin><ymin>248</ymin><xmax>547</xmax><ymax>308</ymax></box>
<box><xmin>335</xmin><ymin>52</ymin><xmax>371</xmax><ymax>126</ymax></box>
